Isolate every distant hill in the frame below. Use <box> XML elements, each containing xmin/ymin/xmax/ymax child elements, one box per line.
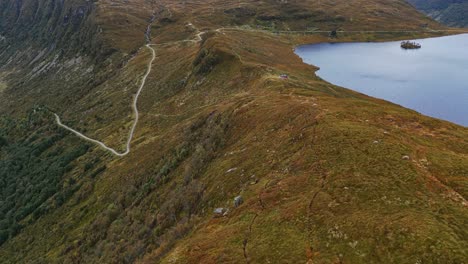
<box><xmin>407</xmin><ymin>0</ymin><xmax>468</xmax><ymax>27</ymax></box>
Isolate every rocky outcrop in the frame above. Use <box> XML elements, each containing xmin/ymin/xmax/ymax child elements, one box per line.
<box><xmin>0</xmin><ymin>0</ymin><xmax>98</xmax><ymax>54</ymax></box>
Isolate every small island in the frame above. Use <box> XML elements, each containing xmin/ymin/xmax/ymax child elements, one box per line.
<box><xmin>401</xmin><ymin>40</ymin><xmax>421</xmax><ymax>49</ymax></box>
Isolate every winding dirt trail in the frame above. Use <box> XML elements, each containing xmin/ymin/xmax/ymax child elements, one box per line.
<box><xmin>215</xmin><ymin>27</ymin><xmax>468</xmax><ymax>35</ymax></box>
<box><xmin>55</xmin><ymin>44</ymin><xmax>156</xmax><ymax>157</ymax></box>
<box><xmin>55</xmin><ymin>19</ymin><xmax>205</xmax><ymax>157</ymax></box>
<box><xmin>55</xmin><ymin>19</ymin><xmax>454</xmax><ymax>157</ymax></box>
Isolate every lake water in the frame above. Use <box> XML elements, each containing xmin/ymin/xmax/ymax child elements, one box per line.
<box><xmin>295</xmin><ymin>34</ymin><xmax>468</xmax><ymax>126</ymax></box>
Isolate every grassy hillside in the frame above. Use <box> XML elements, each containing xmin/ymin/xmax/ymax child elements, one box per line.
<box><xmin>0</xmin><ymin>0</ymin><xmax>467</xmax><ymax>263</ymax></box>
<box><xmin>407</xmin><ymin>0</ymin><xmax>468</xmax><ymax>27</ymax></box>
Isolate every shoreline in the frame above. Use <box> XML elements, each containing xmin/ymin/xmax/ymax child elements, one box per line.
<box><xmin>294</xmin><ymin>34</ymin><xmax>468</xmax><ymax>127</ymax></box>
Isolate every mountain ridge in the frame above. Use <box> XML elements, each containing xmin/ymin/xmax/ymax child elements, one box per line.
<box><xmin>407</xmin><ymin>0</ymin><xmax>468</xmax><ymax>27</ymax></box>
<box><xmin>0</xmin><ymin>0</ymin><xmax>467</xmax><ymax>263</ymax></box>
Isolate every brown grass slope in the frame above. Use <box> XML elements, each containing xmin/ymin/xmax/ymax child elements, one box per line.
<box><xmin>0</xmin><ymin>0</ymin><xmax>467</xmax><ymax>263</ymax></box>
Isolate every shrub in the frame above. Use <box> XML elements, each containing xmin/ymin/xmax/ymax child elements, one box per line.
<box><xmin>0</xmin><ymin>136</ymin><xmax>7</xmax><ymax>147</ymax></box>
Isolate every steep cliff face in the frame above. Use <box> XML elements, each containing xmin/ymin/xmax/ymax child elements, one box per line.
<box><xmin>0</xmin><ymin>0</ymin><xmax>100</xmax><ymax>58</ymax></box>
<box><xmin>0</xmin><ymin>0</ymin><xmax>155</xmax><ymax>119</ymax></box>
<box><xmin>407</xmin><ymin>0</ymin><xmax>468</xmax><ymax>27</ymax></box>
<box><xmin>0</xmin><ymin>0</ymin><xmax>101</xmax><ymax>118</ymax></box>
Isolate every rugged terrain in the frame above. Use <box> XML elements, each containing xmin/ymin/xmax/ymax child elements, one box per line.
<box><xmin>407</xmin><ymin>0</ymin><xmax>468</xmax><ymax>27</ymax></box>
<box><xmin>0</xmin><ymin>0</ymin><xmax>467</xmax><ymax>263</ymax></box>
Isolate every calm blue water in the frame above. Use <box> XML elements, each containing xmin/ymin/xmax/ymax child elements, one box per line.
<box><xmin>295</xmin><ymin>34</ymin><xmax>468</xmax><ymax>126</ymax></box>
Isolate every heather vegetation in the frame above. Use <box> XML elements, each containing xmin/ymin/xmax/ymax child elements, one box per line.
<box><xmin>0</xmin><ymin>0</ymin><xmax>466</xmax><ymax>263</ymax></box>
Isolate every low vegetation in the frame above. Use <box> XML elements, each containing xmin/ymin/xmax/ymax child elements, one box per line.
<box><xmin>401</xmin><ymin>40</ymin><xmax>422</xmax><ymax>49</ymax></box>
<box><xmin>0</xmin><ymin>0</ymin><xmax>466</xmax><ymax>263</ymax></box>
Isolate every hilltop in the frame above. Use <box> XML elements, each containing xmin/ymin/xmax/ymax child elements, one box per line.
<box><xmin>0</xmin><ymin>0</ymin><xmax>467</xmax><ymax>263</ymax></box>
<box><xmin>407</xmin><ymin>0</ymin><xmax>468</xmax><ymax>27</ymax></box>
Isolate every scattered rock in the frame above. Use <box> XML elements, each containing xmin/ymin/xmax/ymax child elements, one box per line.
<box><xmin>373</xmin><ymin>140</ymin><xmax>379</xmax><ymax>144</ymax></box>
<box><xmin>234</xmin><ymin>196</ymin><xmax>244</xmax><ymax>207</ymax></box>
<box><xmin>226</xmin><ymin>168</ymin><xmax>238</xmax><ymax>173</ymax></box>
<box><xmin>349</xmin><ymin>241</ymin><xmax>358</xmax><ymax>249</ymax></box>
<box><xmin>250</xmin><ymin>175</ymin><xmax>258</xmax><ymax>185</ymax></box>
<box><xmin>328</xmin><ymin>200</ymin><xmax>340</xmax><ymax>208</ymax></box>
<box><xmin>280</xmin><ymin>74</ymin><xmax>289</xmax><ymax>80</ymax></box>
<box><xmin>213</xmin><ymin>208</ymin><xmax>228</xmax><ymax>217</ymax></box>
<box><xmin>402</xmin><ymin>155</ymin><xmax>410</xmax><ymax>160</ymax></box>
